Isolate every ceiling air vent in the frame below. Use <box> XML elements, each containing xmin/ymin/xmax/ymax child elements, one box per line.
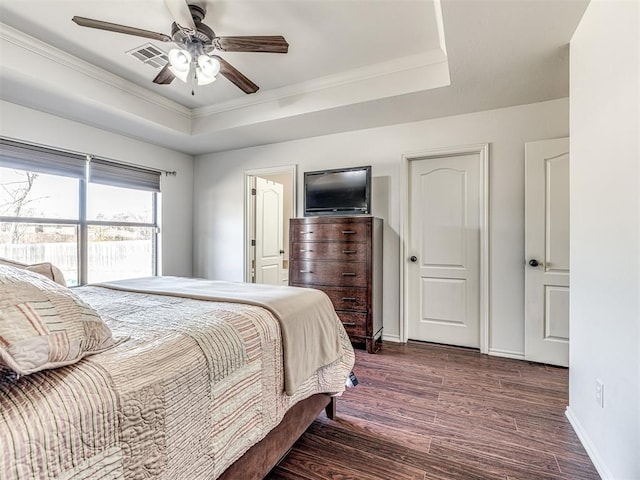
<box><xmin>127</xmin><ymin>43</ymin><xmax>169</xmax><ymax>70</ymax></box>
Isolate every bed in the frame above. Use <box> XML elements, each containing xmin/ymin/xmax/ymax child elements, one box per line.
<box><xmin>0</xmin><ymin>264</ymin><xmax>355</xmax><ymax>480</ymax></box>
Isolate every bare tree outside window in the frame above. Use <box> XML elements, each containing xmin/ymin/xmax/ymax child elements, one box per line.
<box><xmin>0</xmin><ymin>171</ymin><xmax>43</xmax><ymax>243</ymax></box>
<box><xmin>0</xmin><ymin>169</ymin><xmax>78</xmax><ymax>281</ymax></box>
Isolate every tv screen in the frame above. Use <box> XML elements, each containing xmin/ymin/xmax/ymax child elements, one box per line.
<box><xmin>304</xmin><ymin>166</ymin><xmax>371</xmax><ymax>216</ymax></box>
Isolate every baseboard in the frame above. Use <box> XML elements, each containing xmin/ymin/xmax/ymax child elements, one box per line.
<box><xmin>382</xmin><ymin>333</ymin><xmax>402</xmax><ymax>343</ymax></box>
<box><xmin>565</xmin><ymin>406</ymin><xmax>613</xmax><ymax>480</ymax></box>
<box><xmin>488</xmin><ymin>348</ymin><xmax>525</xmax><ymax>360</ymax></box>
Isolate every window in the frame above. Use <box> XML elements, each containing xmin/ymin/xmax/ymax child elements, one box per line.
<box><xmin>0</xmin><ymin>139</ymin><xmax>161</xmax><ymax>285</ymax></box>
<box><xmin>87</xmin><ymin>183</ymin><xmax>156</xmax><ymax>283</ymax></box>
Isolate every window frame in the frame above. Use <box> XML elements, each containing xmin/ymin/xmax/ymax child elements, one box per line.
<box><xmin>83</xmin><ymin>187</ymin><xmax>159</xmax><ymax>285</ymax></box>
<box><xmin>0</xmin><ymin>140</ymin><xmax>160</xmax><ymax>285</ymax></box>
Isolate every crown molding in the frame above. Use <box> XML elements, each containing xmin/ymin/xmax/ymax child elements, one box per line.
<box><xmin>0</xmin><ymin>21</ymin><xmax>449</xmax><ymax>139</ymax></box>
<box><xmin>0</xmin><ymin>23</ymin><xmax>191</xmax><ymax>120</ymax></box>
<box><xmin>434</xmin><ymin>0</ymin><xmax>448</xmax><ymax>56</ymax></box>
<box><xmin>1</xmin><ymin>21</ymin><xmax>449</xmax><ymax>126</ymax></box>
<box><xmin>191</xmin><ymin>48</ymin><xmax>448</xmax><ymax>119</ymax></box>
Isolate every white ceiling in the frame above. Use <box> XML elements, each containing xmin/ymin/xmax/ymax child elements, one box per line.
<box><xmin>0</xmin><ymin>0</ymin><xmax>588</xmax><ymax>155</ymax></box>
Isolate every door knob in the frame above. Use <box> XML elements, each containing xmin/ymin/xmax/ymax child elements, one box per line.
<box><xmin>410</xmin><ymin>256</ymin><xmax>418</xmax><ymax>263</ymax></box>
<box><xmin>279</xmin><ymin>250</ymin><xmax>285</xmax><ymax>254</ymax></box>
<box><xmin>528</xmin><ymin>259</ymin><xmax>539</xmax><ymax>267</ymax></box>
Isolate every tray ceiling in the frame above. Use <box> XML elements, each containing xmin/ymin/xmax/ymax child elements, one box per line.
<box><xmin>0</xmin><ymin>1</ymin><xmax>588</xmax><ymax>154</ymax></box>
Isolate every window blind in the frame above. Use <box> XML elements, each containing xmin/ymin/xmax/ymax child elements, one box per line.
<box><xmin>89</xmin><ymin>158</ymin><xmax>161</xmax><ymax>192</ymax></box>
<box><xmin>0</xmin><ymin>138</ymin><xmax>87</xmax><ymax>179</ymax></box>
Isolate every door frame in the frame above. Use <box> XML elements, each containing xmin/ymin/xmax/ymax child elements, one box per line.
<box><xmin>400</xmin><ymin>144</ymin><xmax>490</xmax><ymax>353</ymax></box>
<box><xmin>244</xmin><ymin>165</ymin><xmax>297</xmax><ymax>283</ymax></box>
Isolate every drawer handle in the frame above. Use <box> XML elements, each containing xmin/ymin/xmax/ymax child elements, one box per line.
<box><xmin>342</xmin><ymin>272</ymin><xmax>356</xmax><ymax>277</ymax></box>
<box><xmin>342</xmin><ymin>250</ymin><xmax>357</xmax><ymax>254</ymax></box>
<box><xmin>299</xmin><ymin>249</ymin><xmax>314</xmax><ymax>253</ymax></box>
<box><xmin>299</xmin><ymin>270</ymin><xmax>313</xmax><ymax>274</ymax></box>
<box><xmin>342</xmin><ymin>297</ymin><xmax>357</xmax><ymax>302</ymax></box>
<box><xmin>301</xmin><ymin>231</ymin><xmax>314</xmax><ymax>235</ymax></box>
<box><xmin>341</xmin><ymin>322</ymin><xmax>357</xmax><ymax>327</ymax></box>
<box><xmin>342</xmin><ymin>230</ymin><xmax>356</xmax><ymax>234</ymax></box>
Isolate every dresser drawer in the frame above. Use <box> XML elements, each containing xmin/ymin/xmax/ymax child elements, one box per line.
<box><xmin>336</xmin><ymin>311</ymin><xmax>368</xmax><ymax>337</ymax></box>
<box><xmin>292</xmin><ymin>285</ymin><xmax>368</xmax><ymax>311</ymax></box>
<box><xmin>291</xmin><ymin>222</ymin><xmax>368</xmax><ymax>242</ymax></box>
<box><xmin>290</xmin><ymin>260</ymin><xmax>368</xmax><ymax>286</ymax></box>
<box><xmin>290</xmin><ymin>242</ymin><xmax>367</xmax><ymax>262</ymax></box>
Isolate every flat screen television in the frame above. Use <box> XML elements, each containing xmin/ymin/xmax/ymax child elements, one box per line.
<box><xmin>304</xmin><ymin>166</ymin><xmax>371</xmax><ymax>216</ymax></box>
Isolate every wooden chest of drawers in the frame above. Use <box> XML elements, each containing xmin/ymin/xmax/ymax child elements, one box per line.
<box><xmin>289</xmin><ymin>216</ymin><xmax>383</xmax><ymax>353</ymax></box>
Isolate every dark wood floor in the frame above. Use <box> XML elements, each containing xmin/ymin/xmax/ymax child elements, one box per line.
<box><xmin>268</xmin><ymin>341</ymin><xmax>600</xmax><ymax>480</ymax></box>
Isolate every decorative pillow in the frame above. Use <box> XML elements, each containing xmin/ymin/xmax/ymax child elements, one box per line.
<box><xmin>0</xmin><ymin>264</ymin><xmax>119</xmax><ymax>376</ymax></box>
<box><xmin>0</xmin><ymin>257</ymin><xmax>67</xmax><ymax>287</ymax></box>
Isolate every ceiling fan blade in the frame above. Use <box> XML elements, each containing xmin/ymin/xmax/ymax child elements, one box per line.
<box><xmin>214</xmin><ymin>36</ymin><xmax>289</xmax><ymax>54</ymax></box>
<box><xmin>72</xmin><ymin>16</ymin><xmax>171</xmax><ymax>42</ymax></box>
<box><xmin>153</xmin><ymin>64</ymin><xmax>175</xmax><ymax>85</ymax></box>
<box><xmin>164</xmin><ymin>0</ymin><xmax>197</xmax><ymax>34</ymax></box>
<box><xmin>211</xmin><ymin>55</ymin><xmax>259</xmax><ymax>94</ymax></box>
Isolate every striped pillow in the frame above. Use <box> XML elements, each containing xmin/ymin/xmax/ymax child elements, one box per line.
<box><xmin>0</xmin><ymin>257</ymin><xmax>67</xmax><ymax>287</ymax></box>
<box><xmin>0</xmin><ymin>265</ymin><xmax>117</xmax><ymax>376</ymax></box>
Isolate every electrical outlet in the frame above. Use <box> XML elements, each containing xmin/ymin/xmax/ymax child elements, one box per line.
<box><xmin>595</xmin><ymin>379</ymin><xmax>605</xmax><ymax>408</ymax></box>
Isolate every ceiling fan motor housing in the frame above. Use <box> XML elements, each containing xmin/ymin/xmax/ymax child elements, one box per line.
<box><xmin>188</xmin><ymin>4</ymin><xmax>206</xmax><ymax>23</ymax></box>
<box><xmin>171</xmin><ymin>20</ymin><xmax>215</xmax><ymax>47</ymax></box>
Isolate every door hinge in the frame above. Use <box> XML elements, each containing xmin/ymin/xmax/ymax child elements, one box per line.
<box><xmin>251</xmin><ymin>239</ymin><xmax>256</xmax><ymax>246</ymax></box>
<box><xmin>251</xmin><ymin>188</ymin><xmax>256</xmax><ymax>195</ymax></box>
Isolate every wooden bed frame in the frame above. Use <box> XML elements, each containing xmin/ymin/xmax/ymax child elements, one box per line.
<box><xmin>218</xmin><ymin>394</ymin><xmax>336</xmax><ymax>480</ymax></box>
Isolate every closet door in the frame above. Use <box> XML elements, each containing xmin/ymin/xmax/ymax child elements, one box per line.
<box><xmin>407</xmin><ymin>153</ymin><xmax>481</xmax><ymax>348</ymax></box>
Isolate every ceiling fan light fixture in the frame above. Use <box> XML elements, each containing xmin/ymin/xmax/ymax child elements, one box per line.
<box><xmin>196</xmin><ymin>67</ymin><xmax>217</xmax><ymax>85</ymax></box>
<box><xmin>168</xmin><ymin>47</ymin><xmax>191</xmax><ymax>68</ymax></box>
<box><xmin>167</xmin><ymin>47</ymin><xmax>192</xmax><ymax>82</ymax></box>
<box><xmin>169</xmin><ymin>66</ymin><xmax>190</xmax><ymax>83</ymax></box>
<box><xmin>197</xmin><ymin>54</ymin><xmax>221</xmax><ymax>77</ymax></box>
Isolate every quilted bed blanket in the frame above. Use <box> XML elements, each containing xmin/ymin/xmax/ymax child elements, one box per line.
<box><xmin>0</xmin><ymin>282</ymin><xmax>355</xmax><ymax>479</ymax></box>
<box><xmin>97</xmin><ymin>276</ymin><xmax>345</xmax><ymax>395</ymax></box>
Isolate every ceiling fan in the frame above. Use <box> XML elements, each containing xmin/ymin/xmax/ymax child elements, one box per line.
<box><xmin>71</xmin><ymin>0</ymin><xmax>289</xmax><ymax>94</ymax></box>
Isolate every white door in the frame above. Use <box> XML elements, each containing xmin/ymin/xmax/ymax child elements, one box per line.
<box><xmin>407</xmin><ymin>153</ymin><xmax>481</xmax><ymax>348</ymax></box>
<box><xmin>525</xmin><ymin>138</ymin><xmax>570</xmax><ymax>367</ymax></box>
<box><xmin>255</xmin><ymin>177</ymin><xmax>284</xmax><ymax>285</ymax></box>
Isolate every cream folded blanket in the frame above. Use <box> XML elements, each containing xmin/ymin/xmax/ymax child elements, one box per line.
<box><xmin>96</xmin><ymin>276</ymin><xmax>344</xmax><ymax>395</ymax></box>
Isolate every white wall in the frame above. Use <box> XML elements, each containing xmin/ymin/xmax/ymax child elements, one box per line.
<box><xmin>194</xmin><ymin>98</ymin><xmax>568</xmax><ymax>354</ymax></box>
<box><xmin>567</xmin><ymin>1</ymin><xmax>639</xmax><ymax>478</ymax></box>
<box><xmin>0</xmin><ymin>100</ymin><xmax>194</xmax><ymax>278</ymax></box>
